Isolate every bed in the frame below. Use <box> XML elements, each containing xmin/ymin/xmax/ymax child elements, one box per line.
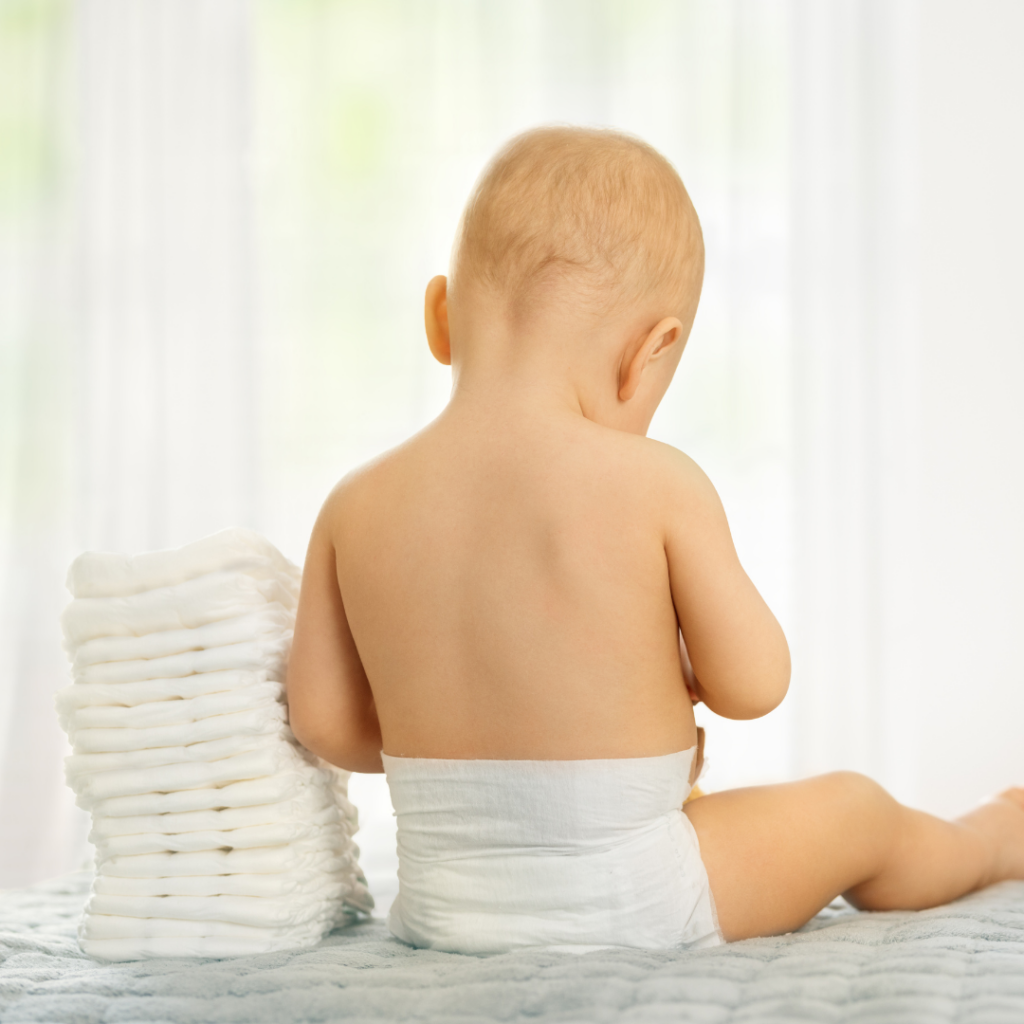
<box><xmin>2</xmin><ymin>871</ymin><xmax>1023</xmax><ymax>1023</ymax></box>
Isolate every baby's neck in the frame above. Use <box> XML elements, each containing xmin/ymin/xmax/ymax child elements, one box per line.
<box><xmin>443</xmin><ymin>305</ymin><xmax>657</xmax><ymax>436</ymax></box>
<box><xmin>448</xmin><ymin>360</ymin><xmax>585</xmax><ymax>425</ymax></box>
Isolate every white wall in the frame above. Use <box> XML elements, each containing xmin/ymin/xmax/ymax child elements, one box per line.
<box><xmin>916</xmin><ymin>0</ymin><xmax>1024</xmax><ymax>816</ymax></box>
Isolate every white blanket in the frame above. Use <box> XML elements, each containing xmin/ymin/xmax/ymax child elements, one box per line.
<box><xmin>5</xmin><ymin>872</ymin><xmax>1024</xmax><ymax>1019</ymax></box>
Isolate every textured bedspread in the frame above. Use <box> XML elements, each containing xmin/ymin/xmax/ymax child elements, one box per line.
<box><xmin>2</xmin><ymin>872</ymin><xmax>1023</xmax><ymax>1023</ymax></box>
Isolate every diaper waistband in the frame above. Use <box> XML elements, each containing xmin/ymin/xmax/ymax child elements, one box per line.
<box><xmin>383</xmin><ymin>747</ymin><xmax>696</xmax><ymax>847</ymax></box>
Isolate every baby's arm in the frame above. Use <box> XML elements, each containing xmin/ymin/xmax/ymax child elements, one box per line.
<box><xmin>287</xmin><ymin>498</ymin><xmax>383</xmax><ymax>773</ymax></box>
<box><xmin>662</xmin><ymin>450</ymin><xmax>790</xmax><ymax>720</ymax></box>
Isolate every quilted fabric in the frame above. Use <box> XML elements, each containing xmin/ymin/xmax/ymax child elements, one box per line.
<box><xmin>2</xmin><ymin>872</ymin><xmax>1023</xmax><ymax>1023</ymax></box>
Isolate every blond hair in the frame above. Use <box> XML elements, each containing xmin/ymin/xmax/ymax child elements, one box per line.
<box><xmin>450</xmin><ymin>126</ymin><xmax>703</xmax><ymax>323</ymax></box>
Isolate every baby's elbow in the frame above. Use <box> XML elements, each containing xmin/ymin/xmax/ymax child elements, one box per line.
<box><xmin>288</xmin><ymin>708</ymin><xmax>330</xmax><ymax>760</ymax></box>
<box><xmin>728</xmin><ymin>690</ymin><xmax>783</xmax><ymax>721</ymax></box>
<box><xmin>721</xmin><ymin>654</ymin><xmax>791</xmax><ymax>721</ymax></box>
<box><xmin>288</xmin><ymin>706</ymin><xmax>383</xmax><ymax>773</ymax></box>
<box><xmin>287</xmin><ymin>701</ymin><xmax>338</xmax><ymax>758</ymax></box>
<box><xmin>750</xmin><ymin>671</ymin><xmax>790</xmax><ymax>719</ymax></box>
<box><xmin>749</xmin><ymin>648</ymin><xmax>791</xmax><ymax>719</ymax></box>
<box><xmin>737</xmin><ymin>617</ymin><xmax>791</xmax><ymax>719</ymax></box>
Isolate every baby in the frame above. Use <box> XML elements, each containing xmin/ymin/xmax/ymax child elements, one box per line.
<box><xmin>287</xmin><ymin>126</ymin><xmax>1024</xmax><ymax>952</ymax></box>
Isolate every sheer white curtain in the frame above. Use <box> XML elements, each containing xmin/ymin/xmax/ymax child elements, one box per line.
<box><xmin>6</xmin><ymin>0</ymin><xmax>1018</xmax><ymax>894</ymax></box>
<box><xmin>789</xmin><ymin>0</ymin><xmax>922</xmax><ymax>797</ymax></box>
<box><xmin>75</xmin><ymin>0</ymin><xmax>257</xmax><ymax>552</ymax></box>
<box><xmin>0</xmin><ymin>0</ymin><xmax>258</xmax><ymax>885</ymax></box>
<box><xmin>0</xmin><ymin>0</ymin><xmax>81</xmax><ymax>884</ymax></box>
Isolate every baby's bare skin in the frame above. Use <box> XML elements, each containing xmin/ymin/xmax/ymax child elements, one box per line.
<box><xmin>289</xmin><ymin>277</ymin><xmax>788</xmax><ymax>768</ymax></box>
<box><xmin>288</xmin><ymin>126</ymin><xmax>1024</xmax><ymax>942</ymax></box>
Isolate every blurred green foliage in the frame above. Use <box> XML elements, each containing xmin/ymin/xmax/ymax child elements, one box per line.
<box><xmin>0</xmin><ymin>0</ymin><xmax>66</xmax><ymax>215</ymax></box>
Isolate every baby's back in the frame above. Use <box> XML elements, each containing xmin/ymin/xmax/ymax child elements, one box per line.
<box><xmin>328</xmin><ymin>405</ymin><xmax>696</xmax><ymax>759</ymax></box>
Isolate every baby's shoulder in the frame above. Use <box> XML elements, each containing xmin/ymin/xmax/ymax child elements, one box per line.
<box><xmin>596</xmin><ymin>427</ymin><xmax>715</xmax><ymax>498</ymax></box>
<box><xmin>584</xmin><ymin>429</ymin><xmax>724</xmax><ymax>546</ymax></box>
<box><xmin>315</xmin><ymin>442</ymin><xmax>413</xmax><ymax>538</ymax></box>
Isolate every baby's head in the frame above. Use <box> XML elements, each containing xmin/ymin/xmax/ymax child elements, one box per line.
<box><xmin>427</xmin><ymin>126</ymin><xmax>704</xmax><ymax>431</ymax></box>
<box><xmin>452</xmin><ymin>126</ymin><xmax>702</xmax><ymax>326</ymax></box>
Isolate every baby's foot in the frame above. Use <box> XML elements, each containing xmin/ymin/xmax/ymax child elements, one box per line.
<box><xmin>958</xmin><ymin>788</ymin><xmax>1024</xmax><ymax>888</ymax></box>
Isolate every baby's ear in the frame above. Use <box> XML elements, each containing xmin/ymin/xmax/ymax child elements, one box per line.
<box><xmin>618</xmin><ymin>316</ymin><xmax>683</xmax><ymax>401</ymax></box>
<box><xmin>425</xmin><ymin>276</ymin><xmax>451</xmax><ymax>365</ymax></box>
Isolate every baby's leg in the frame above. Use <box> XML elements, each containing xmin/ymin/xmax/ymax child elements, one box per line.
<box><xmin>685</xmin><ymin>772</ymin><xmax>1024</xmax><ymax>941</ymax></box>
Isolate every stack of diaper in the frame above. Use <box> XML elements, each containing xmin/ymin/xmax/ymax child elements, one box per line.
<box><xmin>56</xmin><ymin>528</ymin><xmax>373</xmax><ymax>960</ymax></box>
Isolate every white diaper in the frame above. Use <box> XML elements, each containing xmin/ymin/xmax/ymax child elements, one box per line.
<box><xmin>58</xmin><ymin>527</ymin><xmax>373</xmax><ymax>960</ymax></box>
<box><xmin>61</xmin><ymin>571</ymin><xmax>297</xmax><ymax>647</ymax></box>
<box><xmin>71</xmin><ymin>607</ymin><xmax>293</xmax><ymax>671</ymax></box>
<box><xmin>66</xmin><ymin>528</ymin><xmax>301</xmax><ymax>598</ymax></box>
<box><xmin>383</xmin><ymin>748</ymin><xmax>724</xmax><ymax>955</ymax></box>
<box><xmin>73</xmin><ymin>639</ymin><xmax>291</xmax><ymax>686</ymax></box>
<box><xmin>56</xmin><ymin>669</ymin><xmax>280</xmax><ymax>716</ymax></box>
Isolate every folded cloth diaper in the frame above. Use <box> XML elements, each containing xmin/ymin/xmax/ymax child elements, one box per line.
<box><xmin>58</xmin><ymin>528</ymin><xmax>373</xmax><ymax>961</ymax></box>
<box><xmin>67</xmin><ymin>701</ymin><xmax>288</xmax><ymax>756</ymax></box>
<box><xmin>61</xmin><ymin>571</ymin><xmax>297</xmax><ymax>647</ymax></box>
<box><xmin>74</xmin><ymin>638</ymin><xmax>292</xmax><ymax>686</ymax></box>
<box><xmin>88</xmin><ymin>788</ymin><xmax>336</xmax><ymax>839</ymax></box>
<box><xmin>67</xmin><ymin>528</ymin><xmax>301</xmax><ymax>598</ymax></box>
<box><xmin>56</xmin><ymin>669</ymin><xmax>281</xmax><ymax>718</ymax></box>
<box><xmin>71</xmin><ymin>607</ymin><xmax>294</xmax><ymax>671</ymax></box>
